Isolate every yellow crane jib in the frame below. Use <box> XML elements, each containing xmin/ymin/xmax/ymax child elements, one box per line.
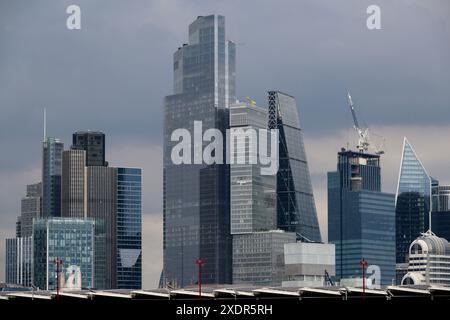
<box><xmin>245</xmin><ymin>97</ymin><xmax>256</xmax><ymax>106</ymax></box>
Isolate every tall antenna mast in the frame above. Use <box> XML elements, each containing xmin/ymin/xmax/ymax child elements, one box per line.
<box><xmin>43</xmin><ymin>108</ymin><xmax>47</xmax><ymax>141</ymax></box>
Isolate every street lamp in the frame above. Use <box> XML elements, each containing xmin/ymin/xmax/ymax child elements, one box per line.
<box><xmin>195</xmin><ymin>258</ymin><xmax>204</xmax><ymax>297</ymax></box>
<box><xmin>53</xmin><ymin>257</ymin><xmax>63</xmax><ymax>300</ymax></box>
<box><xmin>359</xmin><ymin>258</ymin><xmax>368</xmax><ymax>299</ymax></box>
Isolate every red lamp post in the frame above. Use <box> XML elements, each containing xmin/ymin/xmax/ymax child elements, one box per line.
<box><xmin>53</xmin><ymin>257</ymin><xmax>63</xmax><ymax>300</ymax></box>
<box><xmin>195</xmin><ymin>258</ymin><xmax>205</xmax><ymax>297</ymax></box>
<box><xmin>359</xmin><ymin>258</ymin><xmax>368</xmax><ymax>299</ymax></box>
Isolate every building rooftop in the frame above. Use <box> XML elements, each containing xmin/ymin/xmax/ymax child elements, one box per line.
<box><xmin>1</xmin><ymin>285</ymin><xmax>450</xmax><ymax>302</ymax></box>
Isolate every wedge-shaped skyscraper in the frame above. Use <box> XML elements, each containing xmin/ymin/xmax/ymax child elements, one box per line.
<box><xmin>395</xmin><ymin>138</ymin><xmax>436</xmax><ymax>279</ymax></box>
<box><xmin>267</xmin><ymin>91</ymin><xmax>321</xmax><ymax>242</ymax></box>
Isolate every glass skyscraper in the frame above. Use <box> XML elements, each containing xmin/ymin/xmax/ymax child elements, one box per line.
<box><xmin>33</xmin><ymin>218</ymin><xmax>94</xmax><ymax>290</ymax></box>
<box><xmin>328</xmin><ymin>150</ymin><xmax>396</xmax><ymax>285</ymax></box>
<box><xmin>267</xmin><ymin>91</ymin><xmax>321</xmax><ymax>242</ymax></box>
<box><xmin>229</xmin><ymin>101</ymin><xmax>288</xmax><ymax>286</ymax></box>
<box><xmin>5</xmin><ymin>238</ymin><xmax>18</xmax><ymax>284</ymax></box>
<box><xmin>229</xmin><ymin>102</ymin><xmax>277</xmax><ymax>234</ymax></box>
<box><xmin>395</xmin><ymin>138</ymin><xmax>433</xmax><ymax>266</ymax></box>
<box><xmin>116</xmin><ymin>168</ymin><xmax>142</xmax><ymax>289</ymax></box>
<box><xmin>6</xmin><ymin>237</ymin><xmax>35</xmax><ymax>287</ymax></box>
<box><xmin>19</xmin><ymin>182</ymin><xmax>42</xmax><ymax>238</ymax></box>
<box><xmin>163</xmin><ymin>15</ymin><xmax>235</xmax><ymax>287</ymax></box>
<box><xmin>431</xmin><ymin>211</ymin><xmax>450</xmax><ymax>242</ymax></box>
<box><xmin>42</xmin><ymin>137</ymin><xmax>63</xmax><ymax>217</ymax></box>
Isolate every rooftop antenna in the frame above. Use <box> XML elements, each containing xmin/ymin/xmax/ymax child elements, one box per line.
<box><xmin>43</xmin><ymin>108</ymin><xmax>47</xmax><ymax>141</ymax></box>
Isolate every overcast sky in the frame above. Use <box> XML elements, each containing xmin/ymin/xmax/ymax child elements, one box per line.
<box><xmin>1</xmin><ymin>0</ymin><xmax>449</xmax><ymax>287</ymax></box>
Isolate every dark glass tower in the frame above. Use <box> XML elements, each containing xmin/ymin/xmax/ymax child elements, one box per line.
<box><xmin>163</xmin><ymin>15</ymin><xmax>235</xmax><ymax>287</ymax></box>
<box><xmin>116</xmin><ymin>168</ymin><xmax>142</xmax><ymax>289</ymax></box>
<box><xmin>42</xmin><ymin>137</ymin><xmax>63</xmax><ymax>217</ymax></box>
<box><xmin>267</xmin><ymin>91</ymin><xmax>321</xmax><ymax>242</ymax></box>
<box><xmin>395</xmin><ymin>138</ymin><xmax>432</xmax><ymax>265</ymax></box>
<box><xmin>328</xmin><ymin>149</ymin><xmax>396</xmax><ymax>285</ymax></box>
<box><xmin>72</xmin><ymin>131</ymin><xmax>107</xmax><ymax>167</ymax></box>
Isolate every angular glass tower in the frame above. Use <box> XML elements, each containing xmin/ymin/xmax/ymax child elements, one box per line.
<box><xmin>42</xmin><ymin>137</ymin><xmax>63</xmax><ymax>217</ymax></box>
<box><xmin>163</xmin><ymin>15</ymin><xmax>235</xmax><ymax>287</ymax></box>
<box><xmin>267</xmin><ymin>91</ymin><xmax>321</xmax><ymax>242</ymax></box>
<box><xmin>395</xmin><ymin>138</ymin><xmax>433</xmax><ymax>265</ymax></box>
<box><xmin>328</xmin><ymin>150</ymin><xmax>396</xmax><ymax>285</ymax></box>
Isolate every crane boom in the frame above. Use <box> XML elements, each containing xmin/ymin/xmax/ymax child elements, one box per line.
<box><xmin>346</xmin><ymin>92</ymin><xmax>370</xmax><ymax>153</ymax></box>
<box><xmin>347</xmin><ymin>92</ymin><xmax>360</xmax><ymax>129</ymax></box>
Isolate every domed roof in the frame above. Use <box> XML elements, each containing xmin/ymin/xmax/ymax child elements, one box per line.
<box><xmin>409</xmin><ymin>230</ymin><xmax>450</xmax><ymax>255</ymax></box>
<box><xmin>401</xmin><ymin>272</ymin><xmax>426</xmax><ymax>285</ymax></box>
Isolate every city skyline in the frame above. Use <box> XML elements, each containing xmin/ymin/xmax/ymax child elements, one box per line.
<box><xmin>1</xmin><ymin>0</ymin><xmax>450</xmax><ymax>288</ymax></box>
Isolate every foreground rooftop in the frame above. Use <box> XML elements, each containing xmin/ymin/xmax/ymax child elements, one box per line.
<box><xmin>1</xmin><ymin>285</ymin><xmax>450</xmax><ymax>302</ymax></box>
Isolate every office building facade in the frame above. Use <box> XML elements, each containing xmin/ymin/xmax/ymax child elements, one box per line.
<box><xmin>163</xmin><ymin>15</ymin><xmax>235</xmax><ymax>287</ymax></box>
<box><xmin>7</xmin><ymin>237</ymin><xmax>33</xmax><ymax>287</ymax></box>
<box><xmin>229</xmin><ymin>102</ymin><xmax>277</xmax><ymax>234</ymax></box>
<box><xmin>233</xmin><ymin>230</ymin><xmax>296</xmax><ymax>286</ymax></box>
<box><xmin>431</xmin><ymin>211</ymin><xmax>450</xmax><ymax>242</ymax></box>
<box><xmin>33</xmin><ymin>218</ymin><xmax>94</xmax><ymax>290</ymax></box>
<box><xmin>72</xmin><ymin>131</ymin><xmax>107</xmax><ymax>167</ymax></box>
<box><xmin>5</xmin><ymin>238</ymin><xmax>18</xmax><ymax>284</ymax></box>
<box><xmin>61</xmin><ymin>149</ymin><xmax>86</xmax><ymax>218</ymax></box>
<box><xmin>267</xmin><ymin>91</ymin><xmax>321</xmax><ymax>242</ymax></box>
<box><xmin>328</xmin><ymin>150</ymin><xmax>396</xmax><ymax>285</ymax></box>
<box><xmin>42</xmin><ymin>137</ymin><xmax>63</xmax><ymax>217</ymax></box>
<box><xmin>434</xmin><ymin>185</ymin><xmax>450</xmax><ymax>212</ymax></box>
<box><xmin>19</xmin><ymin>182</ymin><xmax>42</xmax><ymax>237</ymax></box>
<box><xmin>86</xmin><ymin>166</ymin><xmax>117</xmax><ymax>289</ymax></box>
<box><xmin>282</xmin><ymin>242</ymin><xmax>335</xmax><ymax>287</ymax></box>
<box><xmin>116</xmin><ymin>168</ymin><xmax>142</xmax><ymax>289</ymax></box>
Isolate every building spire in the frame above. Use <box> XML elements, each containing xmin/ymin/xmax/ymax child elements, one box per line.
<box><xmin>43</xmin><ymin>108</ymin><xmax>47</xmax><ymax>142</ymax></box>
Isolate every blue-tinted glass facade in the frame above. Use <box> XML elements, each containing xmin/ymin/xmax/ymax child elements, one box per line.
<box><xmin>267</xmin><ymin>91</ymin><xmax>321</xmax><ymax>242</ymax></box>
<box><xmin>116</xmin><ymin>168</ymin><xmax>142</xmax><ymax>289</ymax></box>
<box><xmin>33</xmin><ymin>218</ymin><xmax>94</xmax><ymax>290</ymax></box>
<box><xmin>163</xmin><ymin>15</ymin><xmax>235</xmax><ymax>287</ymax></box>
<box><xmin>395</xmin><ymin>138</ymin><xmax>432</xmax><ymax>265</ymax></box>
<box><xmin>328</xmin><ymin>150</ymin><xmax>396</xmax><ymax>285</ymax></box>
<box><xmin>42</xmin><ymin>137</ymin><xmax>63</xmax><ymax>217</ymax></box>
<box><xmin>431</xmin><ymin>211</ymin><xmax>450</xmax><ymax>242</ymax></box>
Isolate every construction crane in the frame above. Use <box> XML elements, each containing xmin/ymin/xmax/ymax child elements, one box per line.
<box><xmin>346</xmin><ymin>92</ymin><xmax>384</xmax><ymax>155</ymax></box>
<box><xmin>246</xmin><ymin>97</ymin><xmax>257</xmax><ymax>106</ymax></box>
